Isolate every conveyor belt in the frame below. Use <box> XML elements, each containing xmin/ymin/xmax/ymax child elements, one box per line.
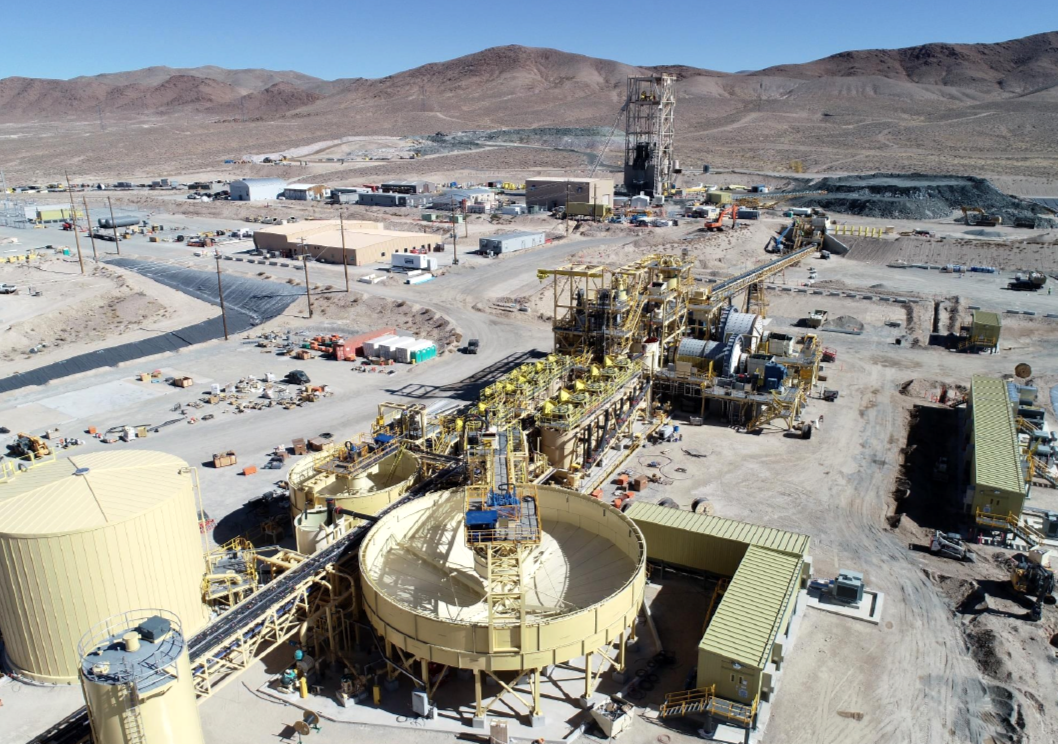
<box><xmin>25</xmin><ymin>463</ymin><xmax>463</xmax><ymax>744</ymax></box>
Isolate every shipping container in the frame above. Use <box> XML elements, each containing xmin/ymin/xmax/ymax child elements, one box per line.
<box><xmin>478</xmin><ymin>231</ymin><xmax>545</xmax><ymax>255</ymax></box>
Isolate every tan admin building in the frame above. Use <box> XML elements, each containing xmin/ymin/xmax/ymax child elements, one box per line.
<box><xmin>253</xmin><ymin>220</ymin><xmax>441</xmax><ymax>265</ymax></box>
<box><xmin>525</xmin><ymin>177</ymin><xmax>614</xmax><ymax>211</ymax></box>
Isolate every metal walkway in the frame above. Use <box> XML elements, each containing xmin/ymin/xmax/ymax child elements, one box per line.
<box><xmin>26</xmin><ymin>464</ymin><xmax>463</xmax><ymax>744</ymax></box>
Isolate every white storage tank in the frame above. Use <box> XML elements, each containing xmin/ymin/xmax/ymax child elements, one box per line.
<box><xmin>0</xmin><ymin>452</ymin><xmax>208</xmax><ymax>683</ymax></box>
<box><xmin>80</xmin><ymin>609</ymin><xmax>205</xmax><ymax>744</ymax></box>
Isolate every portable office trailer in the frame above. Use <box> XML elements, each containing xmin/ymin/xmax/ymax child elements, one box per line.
<box><xmin>391</xmin><ymin>253</ymin><xmax>439</xmax><ymax>271</ymax></box>
<box><xmin>478</xmin><ymin>231</ymin><xmax>545</xmax><ymax>255</ymax></box>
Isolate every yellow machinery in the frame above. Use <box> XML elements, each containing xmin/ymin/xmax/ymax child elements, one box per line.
<box><xmin>9</xmin><ymin>432</ymin><xmax>51</xmax><ymax>459</ymax></box>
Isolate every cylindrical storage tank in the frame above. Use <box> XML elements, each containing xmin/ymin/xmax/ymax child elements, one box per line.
<box><xmin>294</xmin><ymin>505</ymin><xmax>349</xmax><ymax>555</ymax></box>
<box><xmin>80</xmin><ymin>609</ymin><xmax>204</xmax><ymax>744</ymax></box>
<box><xmin>0</xmin><ymin>452</ymin><xmax>208</xmax><ymax>683</ymax></box>
<box><xmin>540</xmin><ymin>426</ymin><xmax>580</xmax><ymax>471</ymax></box>
<box><xmin>97</xmin><ymin>215</ymin><xmax>139</xmax><ymax>229</ymax></box>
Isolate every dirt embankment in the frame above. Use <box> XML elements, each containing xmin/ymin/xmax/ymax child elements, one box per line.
<box><xmin>0</xmin><ymin>259</ymin><xmax>215</xmax><ymax>371</ymax></box>
<box><xmin>268</xmin><ymin>291</ymin><xmax>460</xmax><ymax>351</ymax></box>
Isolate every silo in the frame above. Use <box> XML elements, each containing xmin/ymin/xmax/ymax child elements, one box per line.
<box><xmin>79</xmin><ymin>609</ymin><xmax>204</xmax><ymax>744</ymax></box>
<box><xmin>0</xmin><ymin>452</ymin><xmax>208</xmax><ymax>683</ymax></box>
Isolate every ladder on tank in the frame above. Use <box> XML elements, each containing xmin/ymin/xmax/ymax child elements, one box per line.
<box><xmin>118</xmin><ymin>680</ymin><xmax>147</xmax><ymax>744</ymax></box>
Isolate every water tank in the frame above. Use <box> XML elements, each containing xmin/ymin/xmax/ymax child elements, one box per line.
<box><xmin>97</xmin><ymin>215</ymin><xmax>140</xmax><ymax>229</ymax></box>
<box><xmin>80</xmin><ymin>609</ymin><xmax>205</xmax><ymax>744</ymax></box>
<box><xmin>0</xmin><ymin>452</ymin><xmax>208</xmax><ymax>683</ymax></box>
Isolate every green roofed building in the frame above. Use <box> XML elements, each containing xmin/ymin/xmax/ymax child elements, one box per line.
<box><xmin>967</xmin><ymin>376</ymin><xmax>1028</xmax><ymax>521</ymax></box>
<box><xmin>625</xmin><ymin>502</ymin><xmax>810</xmax><ymax>726</ymax></box>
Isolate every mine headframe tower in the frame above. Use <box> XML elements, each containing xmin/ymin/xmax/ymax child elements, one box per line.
<box><xmin>623</xmin><ymin>75</ymin><xmax>677</xmax><ymax>198</ymax></box>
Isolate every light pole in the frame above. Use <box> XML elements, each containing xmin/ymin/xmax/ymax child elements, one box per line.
<box><xmin>214</xmin><ymin>252</ymin><xmax>229</xmax><ymax>341</ymax></box>
<box><xmin>300</xmin><ymin>238</ymin><xmax>314</xmax><ymax>318</ymax></box>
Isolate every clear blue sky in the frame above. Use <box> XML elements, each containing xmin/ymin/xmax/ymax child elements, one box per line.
<box><xmin>4</xmin><ymin>0</ymin><xmax>1056</xmax><ymax>80</ymax></box>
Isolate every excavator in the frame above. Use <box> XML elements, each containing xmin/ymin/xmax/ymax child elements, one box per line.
<box><xmin>704</xmin><ymin>204</ymin><xmax>739</xmax><ymax>232</ymax></box>
<box><xmin>961</xmin><ymin>206</ymin><xmax>1002</xmax><ymax>227</ymax></box>
<box><xmin>1010</xmin><ymin>553</ymin><xmax>1056</xmax><ymax>622</ymax></box>
<box><xmin>6</xmin><ymin>432</ymin><xmax>51</xmax><ymax>459</ymax></box>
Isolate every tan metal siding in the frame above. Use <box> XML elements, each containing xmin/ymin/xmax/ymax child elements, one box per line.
<box><xmin>0</xmin><ymin>453</ymin><xmax>208</xmax><ymax>682</ymax></box>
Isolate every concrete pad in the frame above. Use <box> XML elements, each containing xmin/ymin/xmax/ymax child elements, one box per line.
<box><xmin>805</xmin><ymin>580</ymin><xmax>884</xmax><ymax>625</ymax></box>
<box><xmin>0</xmin><ymin>401</ymin><xmax>74</xmax><ymax>433</ymax></box>
<box><xmin>42</xmin><ymin>378</ymin><xmax>173</xmax><ymax>418</ymax></box>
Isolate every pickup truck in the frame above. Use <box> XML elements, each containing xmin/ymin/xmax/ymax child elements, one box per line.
<box><xmin>466</xmin><ymin>339</ymin><xmax>480</xmax><ymax>355</ymax></box>
<box><xmin>0</xmin><ymin>283</ymin><xmax>17</xmax><ymax>295</ymax></box>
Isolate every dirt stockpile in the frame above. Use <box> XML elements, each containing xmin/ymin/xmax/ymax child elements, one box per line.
<box><xmin>792</xmin><ymin>173</ymin><xmax>1055</xmax><ymax>223</ymax></box>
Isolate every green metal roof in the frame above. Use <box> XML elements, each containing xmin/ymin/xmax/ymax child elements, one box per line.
<box><xmin>971</xmin><ymin>310</ymin><xmax>1001</xmax><ymax>328</ymax></box>
<box><xmin>971</xmin><ymin>376</ymin><xmax>1024</xmax><ymax>496</ymax></box>
<box><xmin>699</xmin><ymin>545</ymin><xmax>803</xmax><ymax>669</ymax></box>
<box><xmin>623</xmin><ymin>502</ymin><xmax>810</xmax><ymax>557</ymax></box>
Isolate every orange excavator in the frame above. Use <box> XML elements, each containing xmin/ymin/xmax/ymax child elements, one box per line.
<box><xmin>705</xmin><ymin>204</ymin><xmax>739</xmax><ymax>231</ymax></box>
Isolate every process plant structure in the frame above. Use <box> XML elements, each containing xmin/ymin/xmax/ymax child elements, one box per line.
<box><xmin>623</xmin><ymin>74</ymin><xmax>678</xmax><ymax>198</ymax></box>
<box><xmin>24</xmin><ymin>240</ymin><xmax>831</xmax><ymax>744</ymax></box>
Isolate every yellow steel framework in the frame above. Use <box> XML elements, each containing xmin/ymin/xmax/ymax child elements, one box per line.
<box><xmin>537</xmin><ymin>254</ymin><xmax>693</xmax><ymax>362</ymax></box>
<box><xmin>538</xmin><ymin>356</ymin><xmax>642</xmax><ymax>430</ymax></box>
<box><xmin>975</xmin><ymin>508</ymin><xmax>1044</xmax><ymax>547</ymax></box>
<box><xmin>463</xmin><ymin>423</ymin><xmax>541</xmax><ymax>654</ymax></box>
<box><xmin>202</xmin><ymin>537</ymin><xmax>259</xmax><ymax>610</ymax></box>
<box><xmin>659</xmin><ymin>685</ymin><xmax>758</xmax><ymax>728</ymax></box>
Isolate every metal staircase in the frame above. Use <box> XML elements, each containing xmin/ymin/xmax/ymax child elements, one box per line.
<box><xmin>976</xmin><ymin>509</ymin><xmax>1045</xmax><ymax>547</ymax></box>
<box><xmin>659</xmin><ymin>685</ymin><xmax>757</xmax><ymax>728</ymax></box>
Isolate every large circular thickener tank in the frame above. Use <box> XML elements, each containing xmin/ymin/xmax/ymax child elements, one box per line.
<box><xmin>0</xmin><ymin>452</ymin><xmax>208</xmax><ymax>683</ymax></box>
<box><xmin>360</xmin><ymin>486</ymin><xmax>646</xmax><ymax>672</ymax></box>
<box><xmin>80</xmin><ymin>609</ymin><xmax>204</xmax><ymax>744</ymax></box>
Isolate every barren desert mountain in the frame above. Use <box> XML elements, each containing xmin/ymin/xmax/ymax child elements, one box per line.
<box><xmin>208</xmin><ymin>82</ymin><xmax>323</xmax><ymax>118</ymax></box>
<box><xmin>70</xmin><ymin>65</ymin><xmax>323</xmax><ymax>92</ymax></box>
<box><xmin>754</xmin><ymin>31</ymin><xmax>1058</xmax><ymax>93</ymax></box>
<box><xmin>4</xmin><ymin>35</ymin><xmax>1058</xmax><ymax>124</ymax></box>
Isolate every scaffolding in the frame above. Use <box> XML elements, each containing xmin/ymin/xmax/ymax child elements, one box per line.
<box><xmin>0</xmin><ymin>197</ymin><xmax>34</xmax><ymax>229</ymax></box>
<box><xmin>623</xmin><ymin>75</ymin><xmax>677</xmax><ymax>197</ymax></box>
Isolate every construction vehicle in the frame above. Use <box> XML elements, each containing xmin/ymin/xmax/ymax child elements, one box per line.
<box><xmin>929</xmin><ymin>531</ymin><xmax>974</xmax><ymax>562</ymax></box>
<box><xmin>1010</xmin><ymin>554</ymin><xmax>1055</xmax><ymax>621</ymax></box>
<box><xmin>465</xmin><ymin>338</ymin><xmax>480</xmax><ymax>355</ymax></box>
<box><xmin>7</xmin><ymin>432</ymin><xmax>51</xmax><ymax>459</ymax></box>
<box><xmin>961</xmin><ymin>206</ymin><xmax>1002</xmax><ymax>227</ymax></box>
<box><xmin>804</xmin><ymin>309</ymin><xmax>828</xmax><ymax>328</ymax></box>
<box><xmin>704</xmin><ymin>204</ymin><xmax>739</xmax><ymax>231</ymax></box>
<box><xmin>1008</xmin><ymin>272</ymin><xmax>1047</xmax><ymax>292</ymax></box>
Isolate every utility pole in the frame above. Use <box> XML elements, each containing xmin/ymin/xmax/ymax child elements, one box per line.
<box><xmin>451</xmin><ymin>201</ymin><xmax>459</xmax><ymax>266</ymax></box>
<box><xmin>565</xmin><ymin>181</ymin><xmax>570</xmax><ymax>236</ymax></box>
<box><xmin>339</xmin><ymin>211</ymin><xmax>349</xmax><ymax>292</ymax></box>
<box><xmin>64</xmin><ymin>171</ymin><xmax>85</xmax><ymax>274</ymax></box>
<box><xmin>214</xmin><ymin>252</ymin><xmax>229</xmax><ymax>341</ymax></box>
<box><xmin>82</xmin><ymin>196</ymin><xmax>98</xmax><ymax>261</ymax></box>
<box><xmin>106</xmin><ymin>196</ymin><xmax>121</xmax><ymax>254</ymax></box>
<box><xmin>301</xmin><ymin>239</ymin><xmax>314</xmax><ymax>318</ymax></box>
